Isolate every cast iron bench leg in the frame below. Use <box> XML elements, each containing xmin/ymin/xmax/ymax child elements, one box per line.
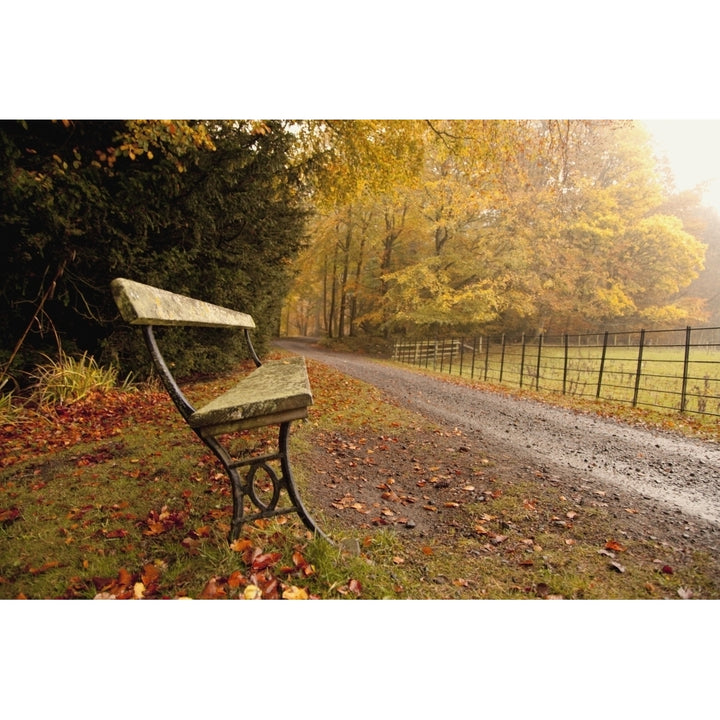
<box><xmin>198</xmin><ymin>423</ymin><xmax>328</xmax><ymax>543</ymax></box>
<box><xmin>277</xmin><ymin>421</ymin><xmax>330</xmax><ymax>542</ymax></box>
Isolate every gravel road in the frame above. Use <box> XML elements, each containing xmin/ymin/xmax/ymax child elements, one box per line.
<box><xmin>276</xmin><ymin>338</ymin><xmax>720</xmax><ymax>551</ymax></box>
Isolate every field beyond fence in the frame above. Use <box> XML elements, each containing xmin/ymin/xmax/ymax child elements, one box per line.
<box><xmin>392</xmin><ymin>326</ymin><xmax>720</xmax><ymax>419</ymax></box>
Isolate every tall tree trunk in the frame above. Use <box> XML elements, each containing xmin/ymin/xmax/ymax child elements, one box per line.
<box><xmin>337</xmin><ymin>206</ymin><xmax>353</xmax><ymax>338</ymax></box>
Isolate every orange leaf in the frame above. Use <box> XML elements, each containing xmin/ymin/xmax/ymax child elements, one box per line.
<box><xmin>28</xmin><ymin>561</ymin><xmax>61</xmax><ymax>575</ymax></box>
<box><xmin>605</xmin><ymin>540</ymin><xmax>626</xmax><ymax>552</ymax></box>
<box><xmin>230</xmin><ymin>538</ymin><xmax>253</xmax><ymax>553</ymax></box>
<box><xmin>227</xmin><ymin>570</ymin><xmax>246</xmax><ymax>588</ymax></box>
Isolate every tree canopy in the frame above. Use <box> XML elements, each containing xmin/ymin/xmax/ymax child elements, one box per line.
<box><xmin>284</xmin><ymin>120</ymin><xmax>710</xmax><ymax>339</ymax></box>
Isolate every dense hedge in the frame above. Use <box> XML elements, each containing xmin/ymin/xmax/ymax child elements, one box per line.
<box><xmin>0</xmin><ymin>120</ymin><xmax>308</xmax><ymax>382</ymax></box>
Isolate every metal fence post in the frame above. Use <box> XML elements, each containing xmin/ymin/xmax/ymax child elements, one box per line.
<box><xmin>519</xmin><ymin>334</ymin><xmax>526</xmax><ymax>388</ymax></box>
<box><xmin>632</xmin><ymin>329</ymin><xmax>646</xmax><ymax>407</ymax></box>
<box><xmin>471</xmin><ymin>336</ymin><xmax>477</xmax><ymax>379</ymax></box>
<box><xmin>484</xmin><ymin>335</ymin><xmax>490</xmax><ymax>381</ymax></box>
<box><xmin>596</xmin><ymin>331</ymin><xmax>608</xmax><ymax>399</ymax></box>
<box><xmin>535</xmin><ymin>333</ymin><xmax>543</xmax><ymax>391</ymax></box>
<box><xmin>680</xmin><ymin>326</ymin><xmax>692</xmax><ymax>412</ymax></box>
<box><xmin>499</xmin><ymin>334</ymin><xmax>507</xmax><ymax>383</ymax></box>
<box><xmin>563</xmin><ymin>334</ymin><xmax>569</xmax><ymax>395</ymax></box>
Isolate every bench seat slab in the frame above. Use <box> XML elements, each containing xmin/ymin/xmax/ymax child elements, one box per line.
<box><xmin>188</xmin><ymin>357</ymin><xmax>312</xmax><ymax>432</ymax></box>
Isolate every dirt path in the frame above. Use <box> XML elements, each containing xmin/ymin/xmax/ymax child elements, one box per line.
<box><xmin>276</xmin><ymin>338</ymin><xmax>720</xmax><ymax>553</ymax></box>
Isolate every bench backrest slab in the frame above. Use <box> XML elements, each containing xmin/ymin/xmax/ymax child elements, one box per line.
<box><xmin>111</xmin><ymin>278</ymin><xmax>255</xmax><ymax>329</ymax></box>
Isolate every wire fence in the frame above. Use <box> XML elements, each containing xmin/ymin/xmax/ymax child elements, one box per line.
<box><xmin>391</xmin><ymin>326</ymin><xmax>720</xmax><ymax>419</ymax></box>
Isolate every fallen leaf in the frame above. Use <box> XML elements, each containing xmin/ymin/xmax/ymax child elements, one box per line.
<box><xmin>243</xmin><ymin>584</ymin><xmax>262</xmax><ymax>600</ymax></box>
<box><xmin>677</xmin><ymin>587</ymin><xmax>693</xmax><ymax>599</ymax></box>
<box><xmin>227</xmin><ymin>570</ymin><xmax>246</xmax><ymax>588</ymax></box>
<box><xmin>251</xmin><ymin>552</ymin><xmax>281</xmax><ymax>571</ymax></box>
<box><xmin>605</xmin><ymin>540</ymin><xmax>626</xmax><ymax>552</ymax></box>
<box><xmin>104</xmin><ymin>528</ymin><xmax>128</xmax><ymax>539</ymax></box>
<box><xmin>199</xmin><ymin>577</ymin><xmax>226</xmax><ymax>599</ymax></box>
<box><xmin>141</xmin><ymin>564</ymin><xmax>161</xmax><ymax>586</ymax></box>
<box><xmin>230</xmin><ymin>538</ymin><xmax>252</xmax><ymax>553</ymax></box>
<box><xmin>282</xmin><ymin>585</ymin><xmax>309</xmax><ymax>600</ymax></box>
<box><xmin>609</xmin><ymin>561</ymin><xmax>626</xmax><ymax>573</ymax></box>
<box><xmin>28</xmin><ymin>561</ymin><xmax>61</xmax><ymax>575</ymax></box>
<box><xmin>0</xmin><ymin>507</ymin><xmax>21</xmax><ymax>524</ymax></box>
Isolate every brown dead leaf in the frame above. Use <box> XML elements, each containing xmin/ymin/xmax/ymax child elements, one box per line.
<box><xmin>251</xmin><ymin>552</ymin><xmax>281</xmax><ymax>572</ymax></box>
<box><xmin>141</xmin><ymin>563</ymin><xmax>161</xmax><ymax>586</ymax></box>
<box><xmin>199</xmin><ymin>577</ymin><xmax>226</xmax><ymax>599</ymax></box>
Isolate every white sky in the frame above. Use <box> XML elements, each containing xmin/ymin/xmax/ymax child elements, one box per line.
<box><xmin>643</xmin><ymin>120</ymin><xmax>720</xmax><ymax>212</ymax></box>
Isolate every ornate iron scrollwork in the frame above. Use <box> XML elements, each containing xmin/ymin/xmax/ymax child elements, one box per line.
<box><xmin>246</xmin><ymin>461</ymin><xmax>282</xmax><ymax>512</ymax></box>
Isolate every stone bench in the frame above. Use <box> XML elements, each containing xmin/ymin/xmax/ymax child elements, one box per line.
<box><xmin>111</xmin><ymin>277</ymin><xmax>327</xmax><ymax>543</ymax></box>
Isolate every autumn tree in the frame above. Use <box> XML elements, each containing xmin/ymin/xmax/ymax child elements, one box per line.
<box><xmin>286</xmin><ymin>119</ymin><xmax>707</xmax><ymax>340</ymax></box>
